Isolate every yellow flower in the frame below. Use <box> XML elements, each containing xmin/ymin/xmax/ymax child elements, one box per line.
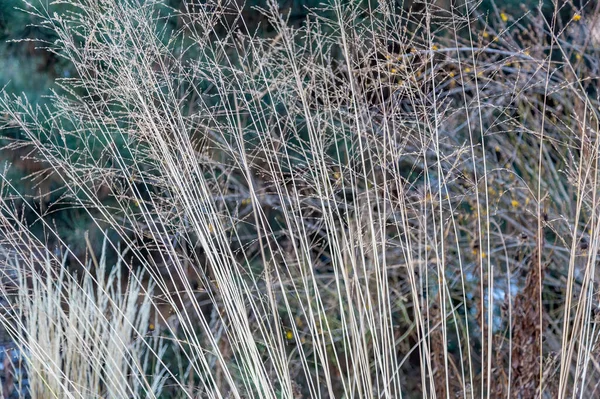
<box><xmin>432</xmin><ymin>44</ymin><xmax>439</xmax><ymax>51</ymax></box>
<box><xmin>391</xmin><ymin>68</ymin><xmax>397</xmax><ymax>74</ymax></box>
<box><xmin>472</xmin><ymin>249</ymin><xmax>486</xmax><ymax>258</ymax></box>
<box><xmin>464</xmin><ymin>67</ymin><xmax>472</xmax><ymax>73</ymax></box>
<box><xmin>286</xmin><ymin>330</ymin><xmax>293</xmax><ymax>340</ymax></box>
<box><xmin>573</xmin><ymin>14</ymin><xmax>581</xmax><ymax>22</ymax></box>
<box><xmin>149</xmin><ymin>323</ymin><xmax>155</xmax><ymax>331</ymax></box>
<box><xmin>575</xmin><ymin>53</ymin><xmax>582</xmax><ymax>61</ymax></box>
<box><xmin>482</xmin><ymin>31</ymin><xmax>489</xmax><ymax>38</ymax></box>
<box><xmin>511</xmin><ymin>199</ymin><xmax>519</xmax><ymax>208</ymax></box>
<box><xmin>448</xmin><ymin>71</ymin><xmax>455</xmax><ymax>78</ymax></box>
<box><xmin>134</xmin><ymin>199</ymin><xmax>139</xmax><ymax>207</ymax></box>
<box><xmin>500</xmin><ymin>12</ymin><xmax>508</xmax><ymax>22</ymax></box>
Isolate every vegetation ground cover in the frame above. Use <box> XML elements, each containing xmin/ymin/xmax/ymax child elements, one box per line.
<box><xmin>0</xmin><ymin>0</ymin><xmax>599</xmax><ymax>397</ymax></box>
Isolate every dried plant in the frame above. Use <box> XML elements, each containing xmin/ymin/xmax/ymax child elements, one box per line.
<box><xmin>1</xmin><ymin>0</ymin><xmax>600</xmax><ymax>397</ymax></box>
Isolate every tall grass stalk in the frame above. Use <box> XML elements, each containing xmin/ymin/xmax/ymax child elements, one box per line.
<box><xmin>1</xmin><ymin>0</ymin><xmax>600</xmax><ymax>397</ymax></box>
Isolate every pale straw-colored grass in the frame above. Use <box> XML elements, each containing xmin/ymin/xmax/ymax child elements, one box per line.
<box><xmin>1</xmin><ymin>0</ymin><xmax>600</xmax><ymax>397</ymax></box>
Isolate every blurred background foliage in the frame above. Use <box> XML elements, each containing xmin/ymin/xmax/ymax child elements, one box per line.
<box><xmin>0</xmin><ymin>0</ymin><xmax>592</xmax><ymax>306</ymax></box>
<box><xmin>0</xmin><ymin>0</ymin><xmax>592</xmax><ymax>314</ymax></box>
<box><xmin>0</xmin><ymin>0</ymin><xmax>573</xmax><ymax>263</ymax></box>
<box><xmin>1</xmin><ymin>0</ymin><xmax>566</xmax><ymax>104</ymax></box>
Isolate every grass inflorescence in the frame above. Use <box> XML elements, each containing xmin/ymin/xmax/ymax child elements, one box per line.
<box><xmin>1</xmin><ymin>0</ymin><xmax>599</xmax><ymax>397</ymax></box>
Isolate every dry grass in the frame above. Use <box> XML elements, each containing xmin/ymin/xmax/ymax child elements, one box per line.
<box><xmin>1</xmin><ymin>0</ymin><xmax>600</xmax><ymax>397</ymax></box>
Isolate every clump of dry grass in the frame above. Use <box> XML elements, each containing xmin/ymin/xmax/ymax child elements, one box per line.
<box><xmin>1</xmin><ymin>0</ymin><xmax>600</xmax><ymax>398</ymax></box>
<box><xmin>0</xmin><ymin>224</ymin><xmax>168</xmax><ymax>398</ymax></box>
